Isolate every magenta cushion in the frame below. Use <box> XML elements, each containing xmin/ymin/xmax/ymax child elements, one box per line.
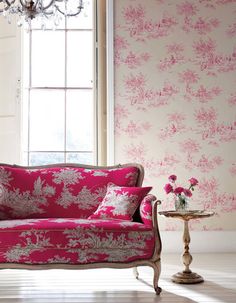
<box><xmin>0</xmin><ymin>165</ymin><xmax>140</xmax><ymax>219</ymax></box>
<box><xmin>0</xmin><ymin>218</ymin><xmax>155</xmax><ymax>264</ymax></box>
<box><xmin>88</xmin><ymin>184</ymin><xmax>152</xmax><ymax>221</ymax></box>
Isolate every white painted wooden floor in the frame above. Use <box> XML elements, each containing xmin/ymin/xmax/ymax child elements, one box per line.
<box><xmin>0</xmin><ymin>254</ymin><xmax>235</xmax><ymax>303</ymax></box>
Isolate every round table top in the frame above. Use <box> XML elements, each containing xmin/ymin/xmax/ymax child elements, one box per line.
<box><xmin>158</xmin><ymin>210</ymin><xmax>215</xmax><ymax>220</ymax></box>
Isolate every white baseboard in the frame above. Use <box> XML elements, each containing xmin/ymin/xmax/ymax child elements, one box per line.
<box><xmin>160</xmin><ymin>231</ymin><xmax>236</xmax><ymax>253</ymax></box>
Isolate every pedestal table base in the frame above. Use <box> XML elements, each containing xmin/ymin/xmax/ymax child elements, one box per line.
<box><xmin>158</xmin><ymin>210</ymin><xmax>215</xmax><ymax>285</ymax></box>
<box><xmin>172</xmin><ymin>271</ymin><xmax>204</xmax><ymax>284</ymax></box>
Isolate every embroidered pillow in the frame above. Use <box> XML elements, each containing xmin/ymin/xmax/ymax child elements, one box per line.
<box><xmin>88</xmin><ymin>184</ymin><xmax>152</xmax><ymax>221</ymax></box>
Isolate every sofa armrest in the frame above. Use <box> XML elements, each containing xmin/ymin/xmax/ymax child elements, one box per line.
<box><xmin>139</xmin><ymin>194</ymin><xmax>161</xmax><ymax>227</ymax></box>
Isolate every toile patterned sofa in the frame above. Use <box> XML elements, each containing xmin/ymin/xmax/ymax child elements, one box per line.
<box><xmin>0</xmin><ymin>163</ymin><xmax>162</xmax><ymax>294</ymax></box>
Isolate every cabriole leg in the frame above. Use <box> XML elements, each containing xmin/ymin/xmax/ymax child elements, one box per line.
<box><xmin>152</xmin><ymin>260</ymin><xmax>162</xmax><ymax>295</ymax></box>
<box><xmin>133</xmin><ymin>267</ymin><xmax>139</xmax><ymax>279</ymax></box>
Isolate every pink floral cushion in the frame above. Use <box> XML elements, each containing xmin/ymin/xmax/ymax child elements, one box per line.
<box><xmin>0</xmin><ymin>218</ymin><xmax>155</xmax><ymax>264</ymax></box>
<box><xmin>0</xmin><ymin>165</ymin><xmax>140</xmax><ymax>219</ymax></box>
<box><xmin>88</xmin><ymin>184</ymin><xmax>152</xmax><ymax>221</ymax></box>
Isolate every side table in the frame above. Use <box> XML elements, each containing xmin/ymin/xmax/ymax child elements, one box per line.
<box><xmin>159</xmin><ymin>210</ymin><xmax>215</xmax><ymax>284</ymax></box>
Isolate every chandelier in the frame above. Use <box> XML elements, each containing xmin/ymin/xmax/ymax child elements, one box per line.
<box><xmin>0</xmin><ymin>0</ymin><xmax>84</xmax><ymax>27</ymax></box>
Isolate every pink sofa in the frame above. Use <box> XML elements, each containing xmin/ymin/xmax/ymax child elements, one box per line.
<box><xmin>0</xmin><ymin>163</ymin><xmax>162</xmax><ymax>294</ymax></box>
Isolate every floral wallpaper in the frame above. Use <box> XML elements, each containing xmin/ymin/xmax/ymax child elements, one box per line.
<box><xmin>114</xmin><ymin>0</ymin><xmax>236</xmax><ymax>230</ymax></box>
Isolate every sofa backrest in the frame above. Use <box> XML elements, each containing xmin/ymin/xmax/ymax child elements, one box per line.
<box><xmin>0</xmin><ymin>163</ymin><xmax>144</xmax><ymax>220</ymax></box>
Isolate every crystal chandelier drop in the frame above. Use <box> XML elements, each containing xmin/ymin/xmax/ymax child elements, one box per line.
<box><xmin>0</xmin><ymin>0</ymin><xmax>84</xmax><ymax>27</ymax></box>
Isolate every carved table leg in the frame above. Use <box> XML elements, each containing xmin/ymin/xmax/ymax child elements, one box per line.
<box><xmin>172</xmin><ymin>219</ymin><xmax>204</xmax><ymax>284</ymax></box>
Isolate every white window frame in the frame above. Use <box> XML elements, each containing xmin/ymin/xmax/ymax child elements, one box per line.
<box><xmin>22</xmin><ymin>3</ymin><xmax>97</xmax><ymax>166</ymax></box>
<box><xmin>20</xmin><ymin>0</ymin><xmax>115</xmax><ymax>166</ymax></box>
<box><xmin>106</xmin><ymin>0</ymin><xmax>115</xmax><ymax>165</ymax></box>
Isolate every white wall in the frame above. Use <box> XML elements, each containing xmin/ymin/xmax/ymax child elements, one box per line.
<box><xmin>161</xmin><ymin>231</ymin><xmax>236</xmax><ymax>253</ymax></box>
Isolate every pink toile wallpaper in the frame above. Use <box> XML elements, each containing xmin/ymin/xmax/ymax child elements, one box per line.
<box><xmin>114</xmin><ymin>0</ymin><xmax>236</xmax><ymax>231</ymax></box>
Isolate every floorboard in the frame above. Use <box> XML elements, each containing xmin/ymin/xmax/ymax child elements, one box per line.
<box><xmin>0</xmin><ymin>253</ymin><xmax>235</xmax><ymax>303</ymax></box>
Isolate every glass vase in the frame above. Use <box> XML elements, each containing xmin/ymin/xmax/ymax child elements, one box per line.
<box><xmin>175</xmin><ymin>196</ymin><xmax>188</xmax><ymax>212</ymax></box>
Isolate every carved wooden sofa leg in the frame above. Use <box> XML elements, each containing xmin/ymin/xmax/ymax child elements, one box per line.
<box><xmin>152</xmin><ymin>260</ymin><xmax>162</xmax><ymax>295</ymax></box>
<box><xmin>133</xmin><ymin>262</ymin><xmax>161</xmax><ymax>295</ymax></box>
<box><xmin>133</xmin><ymin>267</ymin><xmax>139</xmax><ymax>279</ymax></box>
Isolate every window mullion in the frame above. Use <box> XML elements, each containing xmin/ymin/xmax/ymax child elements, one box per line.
<box><xmin>64</xmin><ymin>20</ymin><xmax>68</xmax><ymax>163</ymax></box>
<box><xmin>27</xmin><ymin>28</ymin><xmax>33</xmax><ymax>165</ymax></box>
<box><xmin>23</xmin><ymin>1</ymin><xmax>98</xmax><ymax>166</ymax></box>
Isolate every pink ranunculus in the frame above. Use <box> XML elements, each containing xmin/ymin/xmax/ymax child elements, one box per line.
<box><xmin>174</xmin><ymin>187</ymin><xmax>184</xmax><ymax>195</ymax></box>
<box><xmin>168</xmin><ymin>174</ymin><xmax>177</xmax><ymax>182</ymax></box>
<box><xmin>164</xmin><ymin>183</ymin><xmax>173</xmax><ymax>194</ymax></box>
<box><xmin>189</xmin><ymin>177</ymin><xmax>198</xmax><ymax>186</ymax></box>
<box><xmin>183</xmin><ymin>189</ymin><xmax>192</xmax><ymax>197</ymax></box>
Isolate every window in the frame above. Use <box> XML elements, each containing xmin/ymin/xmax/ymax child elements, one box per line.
<box><xmin>22</xmin><ymin>1</ymin><xmax>97</xmax><ymax>166</ymax></box>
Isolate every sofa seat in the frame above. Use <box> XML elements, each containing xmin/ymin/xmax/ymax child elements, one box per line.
<box><xmin>0</xmin><ymin>218</ymin><xmax>155</xmax><ymax>265</ymax></box>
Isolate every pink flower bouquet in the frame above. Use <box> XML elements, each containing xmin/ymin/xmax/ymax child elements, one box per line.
<box><xmin>164</xmin><ymin>175</ymin><xmax>198</xmax><ymax>211</ymax></box>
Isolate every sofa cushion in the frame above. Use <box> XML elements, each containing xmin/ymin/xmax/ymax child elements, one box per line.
<box><xmin>0</xmin><ymin>165</ymin><xmax>140</xmax><ymax>219</ymax></box>
<box><xmin>88</xmin><ymin>185</ymin><xmax>152</xmax><ymax>221</ymax></box>
<box><xmin>0</xmin><ymin>218</ymin><xmax>155</xmax><ymax>264</ymax></box>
